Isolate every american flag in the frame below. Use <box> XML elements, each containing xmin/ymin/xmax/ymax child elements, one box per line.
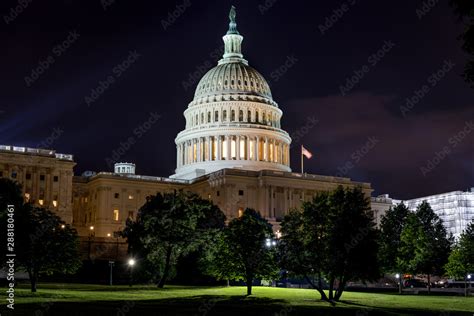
<box><xmin>302</xmin><ymin>145</ymin><xmax>313</xmax><ymax>159</ymax></box>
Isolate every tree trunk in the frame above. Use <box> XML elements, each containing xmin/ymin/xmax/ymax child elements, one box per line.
<box><xmin>334</xmin><ymin>277</ymin><xmax>345</xmax><ymax>301</ymax></box>
<box><xmin>246</xmin><ymin>273</ymin><xmax>253</xmax><ymax>296</ymax></box>
<box><xmin>28</xmin><ymin>269</ymin><xmax>37</xmax><ymax>293</ymax></box>
<box><xmin>304</xmin><ymin>275</ymin><xmax>328</xmax><ymax>301</ymax></box>
<box><xmin>226</xmin><ymin>279</ymin><xmax>230</xmax><ymax>287</ymax></box>
<box><xmin>328</xmin><ymin>276</ymin><xmax>334</xmax><ymax>301</ymax></box>
<box><xmin>157</xmin><ymin>247</ymin><xmax>172</xmax><ymax>288</ymax></box>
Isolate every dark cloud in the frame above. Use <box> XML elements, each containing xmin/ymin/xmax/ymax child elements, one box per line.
<box><xmin>286</xmin><ymin>92</ymin><xmax>474</xmax><ymax>199</ymax></box>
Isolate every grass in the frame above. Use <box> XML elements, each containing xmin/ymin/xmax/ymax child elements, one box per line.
<box><xmin>1</xmin><ymin>283</ymin><xmax>473</xmax><ymax>316</ymax></box>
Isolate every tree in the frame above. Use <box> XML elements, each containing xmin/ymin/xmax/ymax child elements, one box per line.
<box><xmin>278</xmin><ymin>195</ymin><xmax>329</xmax><ymax>301</ymax></box>
<box><xmin>279</xmin><ymin>186</ymin><xmax>380</xmax><ymax>303</ymax></box>
<box><xmin>398</xmin><ymin>201</ymin><xmax>452</xmax><ymax>293</ymax></box>
<box><xmin>0</xmin><ymin>178</ymin><xmax>82</xmax><ymax>292</ymax></box>
<box><xmin>122</xmin><ymin>190</ymin><xmax>225</xmax><ymax>288</ymax></box>
<box><xmin>18</xmin><ymin>206</ymin><xmax>82</xmax><ymax>292</ymax></box>
<box><xmin>450</xmin><ymin>0</ymin><xmax>474</xmax><ymax>86</ymax></box>
<box><xmin>224</xmin><ymin>208</ymin><xmax>279</xmax><ymax>295</ymax></box>
<box><xmin>199</xmin><ymin>230</ymin><xmax>239</xmax><ymax>285</ymax></box>
<box><xmin>379</xmin><ymin>203</ymin><xmax>410</xmax><ymax>274</ymax></box>
<box><xmin>445</xmin><ymin>221</ymin><xmax>474</xmax><ymax>279</ymax></box>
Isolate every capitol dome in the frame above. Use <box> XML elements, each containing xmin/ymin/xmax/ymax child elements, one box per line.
<box><xmin>171</xmin><ymin>6</ymin><xmax>292</xmax><ymax>180</ymax></box>
<box><xmin>193</xmin><ymin>62</ymin><xmax>273</xmax><ymax>102</ymax></box>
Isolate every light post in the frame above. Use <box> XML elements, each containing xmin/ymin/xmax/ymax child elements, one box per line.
<box><xmin>395</xmin><ymin>273</ymin><xmax>402</xmax><ymax>294</ymax></box>
<box><xmin>88</xmin><ymin>226</ymin><xmax>95</xmax><ymax>261</ymax></box>
<box><xmin>466</xmin><ymin>274</ymin><xmax>471</xmax><ymax>297</ymax></box>
<box><xmin>265</xmin><ymin>238</ymin><xmax>277</xmax><ymax>287</ymax></box>
<box><xmin>108</xmin><ymin>261</ymin><xmax>114</xmax><ymax>286</ymax></box>
<box><xmin>128</xmin><ymin>258</ymin><xmax>136</xmax><ymax>287</ymax></box>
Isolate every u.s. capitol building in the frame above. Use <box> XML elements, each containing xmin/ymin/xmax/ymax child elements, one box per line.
<box><xmin>0</xmin><ymin>8</ymin><xmax>471</xmax><ymax>259</ymax></box>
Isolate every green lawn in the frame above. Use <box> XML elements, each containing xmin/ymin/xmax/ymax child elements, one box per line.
<box><xmin>1</xmin><ymin>283</ymin><xmax>473</xmax><ymax>316</ymax></box>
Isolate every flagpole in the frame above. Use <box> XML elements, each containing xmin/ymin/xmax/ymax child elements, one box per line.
<box><xmin>301</xmin><ymin>145</ymin><xmax>304</xmax><ymax>174</ymax></box>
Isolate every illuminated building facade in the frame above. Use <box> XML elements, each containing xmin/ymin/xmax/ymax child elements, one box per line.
<box><xmin>0</xmin><ymin>145</ymin><xmax>75</xmax><ymax>223</ymax></box>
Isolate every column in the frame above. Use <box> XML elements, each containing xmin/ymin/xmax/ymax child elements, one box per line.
<box><xmin>217</xmin><ymin>136</ymin><xmax>221</xmax><ymax>160</ymax></box>
<box><xmin>207</xmin><ymin>136</ymin><xmax>211</xmax><ymax>161</ymax></box>
<box><xmin>255</xmin><ymin>136</ymin><xmax>259</xmax><ymax>161</ymax></box>
<box><xmin>270</xmin><ymin>186</ymin><xmax>275</xmax><ymax>218</ymax></box>
<box><xmin>198</xmin><ymin>138</ymin><xmax>202</xmax><ymax>162</ymax></box>
<box><xmin>176</xmin><ymin>145</ymin><xmax>180</xmax><ymax>167</ymax></box>
<box><xmin>226</xmin><ymin>135</ymin><xmax>231</xmax><ymax>160</ymax></box>
<box><xmin>246</xmin><ymin>136</ymin><xmax>251</xmax><ymax>161</ymax></box>
<box><xmin>236</xmin><ymin>136</ymin><xmax>240</xmax><ymax>160</ymax></box>
<box><xmin>264</xmin><ymin>137</ymin><xmax>268</xmax><ymax>161</ymax></box>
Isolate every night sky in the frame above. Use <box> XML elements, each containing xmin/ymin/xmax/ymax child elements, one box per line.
<box><xmin>1</xmin><ymin>0</ymin><xmax>473</xmax><ymax>199</ymax></box>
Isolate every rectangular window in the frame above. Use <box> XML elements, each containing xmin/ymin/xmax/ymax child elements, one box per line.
<box><xmin>0</xmin><ymin>171</ymin><xmax>3</xmax><ymax>177</ymax></box>
<box><xmin>114</xmin><ymin>193</ymin><xmax>119</xmax><ymax>199</ymax></box>
<box><xmin>217</xmin><ymin>191</ymin><xmax>220</xmax><ymax>197</ymax></box>
<box><xmin>40</xmin><ymin>175</ymin><xmax>45</xmax><ymax>181</ymax></box>
<box><xmin>128</xmin><ymin>194</ymin><xmax>134</xmax><ymax>200</ymax></box>
<box><xmin>24</xmin><ymin>193</ymin><xmax>30</xmax><ymax>202</ymax></box>
<box><xmin>26</xmin><ymin>173</ymin><xmax>31</xmax><ymax>180</ymax></box>
<box><xmin>128</xmin><ymin>211</ymin><xmax>134</xmax><ymax>219</ymax></box>
<box><xmin>238</xmin><ymin>190</ymin><xmax>244</xmax><ymax>196</ymax></box>
<box><xmin>113</xmin><ymin>209</ymin><xmax>119</xmax><ymax>221</ymax></box>
<box><xmin>53</xmin><ymin>176</ymin><xmax>59</xmax><ymax>182</ymax></box>
<box><xmin>11</xmin><ymin>172</ymin><xmax>17</xmax><ymax>178</ymax></box>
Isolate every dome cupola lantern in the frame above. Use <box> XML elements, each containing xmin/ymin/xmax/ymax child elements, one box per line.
<box><xmin>171</xmin><ymin>6</ymin><xmax>292</xmax><ymax>180</ymax></box>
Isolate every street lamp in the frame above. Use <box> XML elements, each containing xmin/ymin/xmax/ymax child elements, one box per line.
<box><xmin>395</xmin><ymin>273</ymin><xmax>402</xmax><ymax>294</ymax></box>
<box><xmin>466</xmin><ymin>274</ymin><xmax>472</xmax><ymax>297</ymax></box>
<box><xmin>128</xmin><ymin>258</ymin><xmax>136</xmax><ymax>287</ymax></box>
<box><xmin>265</xmin><ymin>238</ymin><xmax>277</xmax><ymax>248</ymax></box>
<box><xmin>108</xmin><ymin>261</ymin><xmax>114</xmax><ymax>286</ymax></box>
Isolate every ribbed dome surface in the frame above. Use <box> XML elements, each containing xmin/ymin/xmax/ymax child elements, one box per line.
<box><xmin>194</xmin><ymin>61</ymin><xmax>273</xmax><ymax>100</ymax></box>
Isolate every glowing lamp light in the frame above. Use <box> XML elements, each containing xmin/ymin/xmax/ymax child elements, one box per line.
<box><xmin>107</xmin><ymin>233</ymin><xmax>111</xmax><ymax>237</ymax></box>
<box><xmin>89</xmin><ymin>226</ymin><xmax>94</xmax><ymax>230</ymax></box>
<box><xmin>128</xmin><ymin>259</ymin><xmax>136</xmax><ymax>266</ymax></box>
<box><xmin>468</xmin><ymin>274</ymin><xmax>472</xmax><ymax>280</ymax></box>
<box><xmin>395</xmin><ymin>273</ymin><xmax>400</xmax><ymax>279</ymax></box>
<box><xmin>61</xmin><ymin>224</ymin><xmax>65</xmax><ymax>229</ymax></box>
<box><xmin>265</xmin><ymin>239</ymin><xmax>271</xmax><ymax>247</ymax></box>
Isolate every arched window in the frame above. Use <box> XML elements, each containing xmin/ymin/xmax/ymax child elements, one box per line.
<box><xmin>223</xmin><ymin>110</ymin><xmax>227</xmax><ymax>121</ymax></box>
<box><xmin>207</xmin><ymin>112</ymin><xmax>211</xmax><ymax>123</ymax></box>
<box><xmin>201</xmin><ymin>113</ymin><xmax>204</xmax><ymax>124</ymax></box>
<box><xmin>247</xmin><ymin>110</ymin><xmax>252</xmax><ymax>122</ymax></box>
<box><xmin>239</xmin><ymin>110</ymin><xmax>243</xmax><ymax>122</ymax></box>
<box><xmin>215</xmin><ymin>111</ymin><xmax>219</xmax><ymax>122</ymax></box>
<box><xmin>231</xmin><ymin>110</ymin><xmax>236</xmax><ymax>121</ymax></box>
